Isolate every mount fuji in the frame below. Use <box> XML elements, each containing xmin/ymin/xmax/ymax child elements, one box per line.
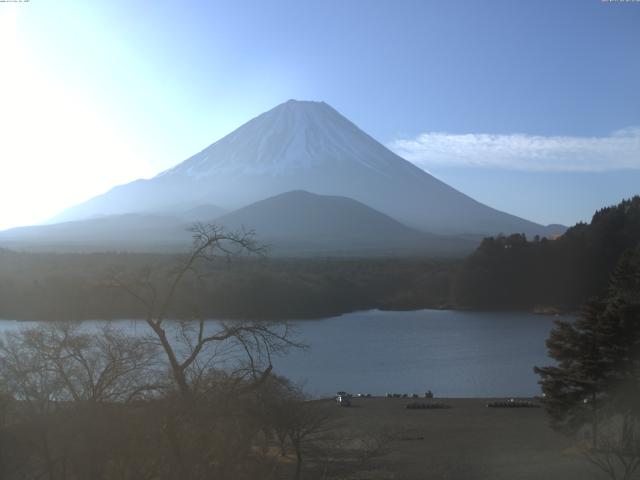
<box><xmin>52</xmin><ymin>100</ymin><xmax>561</xmax><ymax>238</ymax></box>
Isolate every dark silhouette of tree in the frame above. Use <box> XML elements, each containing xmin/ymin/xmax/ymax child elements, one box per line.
<box><xmin>0</xmin><ymin>225</ymin><xmax>395</xmax><ymax>480</ymax></box>
<box><xmin>0</xmin><ymin>322</ymin><xmax>161</xmax><ymax>480</ymax></box>
<box><xmin>104</xmin><ymin>223</ymin><xmax>308</xmax><ymax>480</ymax></box>
<box><xmin>535</xmin><ymin>245</ymin><xmax>640</xmax><ymax>479</ymax></box>
<box><xmin>455</xmin><ymin>196</ymin><xmax>640</xmax><ymax>310</ymax></box>
<box><xmin>108</xmin><ymin>223</ymin><xmax>301</xmax><ymax>399</ymax></box>
<box><xmin>535</xmin><ymin>300</ymin><xmax>608</xmax><ymax>442</ymax></box>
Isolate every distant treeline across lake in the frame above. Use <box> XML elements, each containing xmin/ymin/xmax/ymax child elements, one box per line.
<box><xmin>0</xmin><ymin>197</ymin><xmax>637</xmax><ymax>321</ymax></box>
<box><xmin>0</xmin><ymin>252</ymin><xmax>456</xmax><ymax>320</ymax></box>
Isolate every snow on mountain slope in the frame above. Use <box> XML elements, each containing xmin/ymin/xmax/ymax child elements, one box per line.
<box><xmin>53</xmin><ymin>100</ymin><xmax>563</xmax><ymax>237</ymax></box>
<box><xmin>158</xmin><ymin>100</ymin><xmax>400</xmax><ymax>178</ymax></box>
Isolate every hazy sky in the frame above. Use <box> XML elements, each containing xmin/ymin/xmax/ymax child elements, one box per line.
<box><xmin>0</xmin><ymin>0</ymin><xmax>638</xmax><ymax>230</ymax></box>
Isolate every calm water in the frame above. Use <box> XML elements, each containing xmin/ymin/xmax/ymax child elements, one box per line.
<box><xmin>0</xmin><ymin>309</ymin><xmax>565</xmax><ymax>398</ymax></box>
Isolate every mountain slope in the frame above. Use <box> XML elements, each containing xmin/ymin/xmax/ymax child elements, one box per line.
<box><xmin>0</xmin><ymin>214</ymin><xmax>192</xmax><ymax>252</ymax></box>
<box><xmin>0</xmin><ymin>191</ymin><xmax>475</xmax><ymax>256</ymax></box>
<box><xmin>53</xmin><ymin>100</ymin><xmax>562</xmax><ymax>237</ymax></box>
<box><xmin>215</xmin><ymin>190</ymin><xmax>475</xmax><ymax>255</ymax></box>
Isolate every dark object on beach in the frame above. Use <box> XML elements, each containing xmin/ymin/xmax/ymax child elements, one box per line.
<box><xmin>425</xmin><ymin>390</ymin><xmax>434</xmax><ymax>399</ymax></box>
<box><xmin>405</xmin><ymin>401</ymin><xmax>451</xmax><ymax>410</ymax></box>
<box><xmin>486</xmin><ymin>399</ymin><xmax>540</xmax><ymax>408</ymax></box>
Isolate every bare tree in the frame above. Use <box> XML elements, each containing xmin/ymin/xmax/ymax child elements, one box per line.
<box><xmin>61</xmin><ymin>322</ymin><xmax>159</xmax><ymax>402</ymax></box>
<box><xmin>582</xmin><ymin>413</ymin><xmax>640</xmax><ymax>480</ymax></box>
<box><xmin>257</xmin><ymin>377</ymin><xmax>331</xmax><ymax>480</ymax></box>
<box><xmin>107</xmin><ymin>223</ymin><xmax>302</xmax><ymax>398</ymax></box>
<box><xmin>0</xmin><ymin>225</ymin><xmax>309</xmax><ymax>480</ymax></box>
<box><xmin>287</xmin><ymin>400</ymin><xmax>330</xmax><ymax>480</ymax></box>
<box><xmin>0</xmin><ymin>322</ymin><xmax>161</xmax><ymax>480</ymax></box>
<box><xmin>0</xmin><ymin>322</ymin><xmax>159</xmax><ymax>407</ymax></box>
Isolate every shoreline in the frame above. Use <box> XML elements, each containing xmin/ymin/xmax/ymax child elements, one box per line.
<box><xmin>324</xmin><ymin>396</ymin><xmax>598</xmax><ymax>479</ymax></box>
<box><xmin>0</xmin><ymin>305</ymin><xmax>577</xmax><ymax>323</ymax></box>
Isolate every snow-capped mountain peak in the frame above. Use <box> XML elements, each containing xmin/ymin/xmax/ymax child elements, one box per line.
<box><xmin>158</xmin><ymin>99</ymin><xmax>399</xmax><ymax>178</ymax></box>
<box><xmin>51</xmin><ymin>99</ymin><xmax>562</xmax><ymax>238</ymax></box>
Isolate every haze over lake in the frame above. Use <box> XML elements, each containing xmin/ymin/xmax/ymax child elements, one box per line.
<box><xmin>0</xmin><ymin>309</ymin><xmax>563</xmax><ymax>398</ymax></box>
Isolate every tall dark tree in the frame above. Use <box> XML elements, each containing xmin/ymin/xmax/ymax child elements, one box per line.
<box><xmin>598</xmin><ymin>246</ymin><xmax>640</xmax><ymax>416</ymax></box>
<box><xmin>535</xmin><ymin>245</ymin><xmax>640</xmax><ymax>479</ymax></box>
<box><xmin>534</xmin><ymin>300</ymin><xmax>608</xmax><ymax>442</ymax></box>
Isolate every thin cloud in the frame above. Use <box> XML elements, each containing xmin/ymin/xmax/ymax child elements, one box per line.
<box><xmin>388</xmin><ymin>127</ymin><xmax>640</xmax><ymax>172</ymax></box>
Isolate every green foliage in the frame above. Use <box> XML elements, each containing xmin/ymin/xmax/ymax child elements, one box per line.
<box><xmin>454</xmin><ymin>196</ymin><xmax>640</xmax><ymax>310</ymax></box>
<box><xmin>535</xmin><ymin>245</ymin><xmax>640</xmax><ymax>443</ymax></box>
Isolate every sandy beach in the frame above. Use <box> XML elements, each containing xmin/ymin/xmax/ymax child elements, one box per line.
<box><xmin>325</xmin><ymin>396</ymin><xmax>602</xmax><ymax>480</ymax></box>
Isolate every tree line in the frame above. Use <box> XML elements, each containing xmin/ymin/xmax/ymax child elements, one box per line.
<box><xmin>0</xmin><ymin>248</ymin><xmax>456</xmax><ymax>321</ymax></box>
<box><xmin>454</xmin><ymin>196</ymin><xmax>640</xmax><ymax>311</ymax></box>
<box><xmin>535</xmin><ymin>244</ymin><xmax>640</xmax><ymax>480</ymax></box>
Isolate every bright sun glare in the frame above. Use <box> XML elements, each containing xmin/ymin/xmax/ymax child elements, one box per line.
<box><xmin>0</xmin><ymin>6</ymin><xmax>153</xmax><ymax>230</ymax></box>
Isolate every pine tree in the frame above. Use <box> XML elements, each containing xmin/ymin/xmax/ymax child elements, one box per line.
<box><xmin>534</xmin><ymin>300</ymin><xmax>608</xmax><ymax>444</ymax></box>
<box><xmin>535</xmin><ymin>246</ymin><xmax>640</xmax><ymax>447</ymax></box>
<box><xmin>599</xmin><ymin>247</ymin><xmax>640</xmax><ymax>418</ymax></box>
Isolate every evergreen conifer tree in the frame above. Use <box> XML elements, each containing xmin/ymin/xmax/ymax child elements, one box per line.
<box><xmin>535</xmin><ymin>246</ymin><xmax>640</xmax><ymax>446</ymax></box>
<box><xmin>535</xmin><ymin>246</ymin><xmax>640</xmax><ymax>479</ymax></box>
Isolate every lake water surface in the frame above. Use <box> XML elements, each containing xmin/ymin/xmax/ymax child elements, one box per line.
<box><xmin>0</xmin><ymin>309</ymin><xmax>566</xmax><ymax>398</ymax></box>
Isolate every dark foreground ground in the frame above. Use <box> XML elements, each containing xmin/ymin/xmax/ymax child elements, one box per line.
<box><xmin>326</xmin><ymin>397</ymin><xmax>602</xmax><ymax>480</ymax></box>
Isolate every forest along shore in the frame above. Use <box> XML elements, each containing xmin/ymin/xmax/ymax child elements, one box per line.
<box><xmin>0</xmin><ymin>251</ymin><xmax>457</xmax><ymax>321</ymax></box>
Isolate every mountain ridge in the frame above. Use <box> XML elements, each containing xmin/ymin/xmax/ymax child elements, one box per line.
<box><xmin>0</xmin><ymin>190</ymin><xmax>477</xmax><ymax>256</ymax></box>
<box><xmin>50</xmin><ymin>99</ymin><xmax>564</xmax><ymax>238</ymax></box>
<box><xmin>215</xmin><ymin>190</ymin><xmax>475</xmax><ymax>256</ymax></box>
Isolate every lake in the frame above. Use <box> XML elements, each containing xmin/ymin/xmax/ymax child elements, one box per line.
<box><xmin>0</xmin><ymin>309</ymin><xmax>565</xmax><ymax>398</ymax></box>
